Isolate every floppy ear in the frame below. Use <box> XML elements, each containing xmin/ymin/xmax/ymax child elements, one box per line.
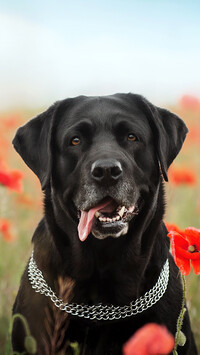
<box><xmin>154</xmin><ymin>105</ymin><xmax>188</xmax><ymax>181</ymax></box>
<box><xmin>135</xmin><ymin>96</ymin><xmax>188</xmax><ymax>182</ymax></box>
<box><xmin>12</xmin><ymin>102</ymin><xmax>59</xmax><ymax>190</ymax></box>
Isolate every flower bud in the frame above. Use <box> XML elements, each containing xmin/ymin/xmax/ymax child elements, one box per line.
<box><xmin>176</xmin><ymin>330</ymin><xmax>186</xmax><ymax>346</ymax></box>
<box><xmin>24</xmin><ymin>335</ymin><xmax>37</xmax><ymax>354</ymax></box>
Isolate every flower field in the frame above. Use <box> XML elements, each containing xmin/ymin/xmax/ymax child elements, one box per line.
<box><xmin>0</xmin><ymin>97</ymin><xmax>200</xmax><ymax>354</ymax></box>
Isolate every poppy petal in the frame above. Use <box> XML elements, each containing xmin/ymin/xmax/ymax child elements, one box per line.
<box><xmin>166</xmin><ymin>223</ymin><xmax>184</xmax><ymax>235</ymax></box>
<box><xmin>174</xmin><ymin>256</ymin><xmax>191</xmax><ymax>276</ymax></box>
<box><xmin>175</xmin><ymin>246</ymin><xmax>194</xmax><ymax>259</ymax></box>
<box><xmin>170</xmin><ymin>232</ymin><xmax>189</xmax><ymax>249</ymax></box>
<box><xmin>171</xmin><ymin>236</ymin><xmax>191</xmax><ymax>275</ymax></box>
<box><xmin>191</xmin><ymin>259</ymin><xmax>200</xmax><ymax>275</ymax></box>
<box><xmin>123</xmin><ymin>323</ymin><xmax>174</xmax><ymax>355</ymax></box>
<box><xmin>185</xmin><ymin>227</ymin><xmax>200</xmax><ymax>250</ymax></box>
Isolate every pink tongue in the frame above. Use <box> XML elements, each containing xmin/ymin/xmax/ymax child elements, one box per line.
<box><xmin>78</xmin><ymin>198</ymin><xmax>115</xmax><ymax>242</ymax></box>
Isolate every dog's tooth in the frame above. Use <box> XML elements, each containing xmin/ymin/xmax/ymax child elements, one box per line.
<box><xmin>118</xmin><ymin>206</ymin><xmax>125</xmax><ymax>218</ymax></box>
<box><xmin>95</xmin><ymin>211</ymin><xmax>101</xmax><ymax>218</ymax></box>
<box><xmin>98</xmin><ymin>213</ymin><xmax>122</xmax><ymax>223</ymax></box>
<box><xmin>128</xmin><ymin>205</ymin><xmax>135</xmax><ymax>213</ymax></box>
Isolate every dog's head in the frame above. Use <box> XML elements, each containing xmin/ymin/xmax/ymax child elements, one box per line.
<box><xmin>13</xmin><ymin>94</ymin><xmax>187</xmax><ymax>241</ymax></box>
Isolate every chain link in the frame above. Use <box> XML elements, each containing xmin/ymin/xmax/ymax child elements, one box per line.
<box><xmin>28</xmin><ymin>251</ymin><xmax>169</xmax><ymax>321</ymax></box>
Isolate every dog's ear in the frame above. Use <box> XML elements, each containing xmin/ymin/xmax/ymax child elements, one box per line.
<box><xmin>135</xmin><ymin>96</ymin><xmax>188</xmax><ymax>182</ymax></box>
<box><xmin>12</xmin><ymin>102</ymin><xmax>59</xmax><ymax>190</ymax></box>
<box><xmin>154</xmin><ymin>105</ymin><xmax>188</xmax><ymax>181</ymax></box>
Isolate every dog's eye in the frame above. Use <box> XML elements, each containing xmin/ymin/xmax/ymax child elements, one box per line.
<box><xmin>128</xmin><ymin>134</ymin><xmax>137</xmax><ymax>142</ymax></box>
<box><xmin>71</xmin><ymin>137</ymin><xmax>81</xmax><ymax>146</ymax></box>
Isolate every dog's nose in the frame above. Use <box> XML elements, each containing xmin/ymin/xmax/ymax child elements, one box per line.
<box><xmin>91</xmin><ymin>159</ymin><xmax>123</xmax><ymax>184</ymax></box>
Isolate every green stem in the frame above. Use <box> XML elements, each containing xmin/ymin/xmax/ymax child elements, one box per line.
<box><xmin>173</xmin><ymin>275</ymin><xmax>186</xmax><ymax>354</ymax></box>
<box><xmin>5</xmin><ymin>313</ymin><xmax>31</xmax><ymax>355</ymax></box>
<box><xmin>9</xmin><ymin>313</ymin><xmax>31</xmax><ymax>338</ymax></box>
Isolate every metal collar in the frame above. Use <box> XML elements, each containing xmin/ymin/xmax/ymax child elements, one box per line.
<box><xmin>28</xmin><ymin>251</ymin><xmax>169</xmax><ymax>321</ymax></box>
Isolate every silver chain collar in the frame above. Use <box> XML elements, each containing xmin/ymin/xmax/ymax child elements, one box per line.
<box><xmin>28</xmin><ymin>251</ymin><xmax>169</xmax><ymax>321</ymax></box>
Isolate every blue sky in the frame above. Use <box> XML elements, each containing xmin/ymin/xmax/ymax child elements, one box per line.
<box><xmin>1</xmin><ymin>0</ymin><xmax>200</xmax><ymax>108</ymax></box>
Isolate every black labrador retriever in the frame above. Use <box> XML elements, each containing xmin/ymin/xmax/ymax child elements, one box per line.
<box><xmin>12</xmin><ymin>94</ymin><xmax>197</xmax><ymax>354</ymax></box>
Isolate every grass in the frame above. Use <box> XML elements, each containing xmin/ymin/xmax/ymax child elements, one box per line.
<box><xmin>0</xmin><ymin>103</ymin><xmax>200</xmax><ymax>353</ymax></box>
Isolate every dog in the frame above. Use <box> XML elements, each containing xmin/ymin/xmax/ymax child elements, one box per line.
<box><xmin>12</xmin><ymin>94</ymin><xmax>197</xmax><ymax>354</ymax></box>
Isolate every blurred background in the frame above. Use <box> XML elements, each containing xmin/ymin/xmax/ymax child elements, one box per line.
<box><xmin>0</xmin><ymin>0</ymin><xmax>200</xmax><ymax>353</ymax></box>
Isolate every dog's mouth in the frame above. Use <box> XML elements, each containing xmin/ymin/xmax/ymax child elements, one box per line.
<box><xmin>77</xmin><ymin>197</ymin><xmax>138</xmax><ymax>241</ymax></box>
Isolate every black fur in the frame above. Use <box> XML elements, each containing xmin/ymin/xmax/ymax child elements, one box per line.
<box><xmin>12</xmin><ymin>94</ymin><xmax>197</xmax><ymax>354</ymax></box>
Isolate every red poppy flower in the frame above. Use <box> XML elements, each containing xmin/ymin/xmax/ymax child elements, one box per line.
<box><xmin>0</xmin><ymin>219</ymin><xmax>14</xmax><ymax>242</ymax></box>
<box><xmin>168</xmin><ymin>167</ymin><xmax>197</xmax><ymax>186</ymax></box>
<box><xmin>165</xmin><ymin>222</ymin><xmax>184</xmax><ymax>235</ymax></box>
<box><xmin>180</xmin><ymin>95</ymin><xmax>200</xmax><ymax>111</ymax></box>
<box><xmin>0</xmin><ymin>161</ymin><xmax>23</xmax><ymax>193</ymax></box>
<box><xmin>0</xmin><ymin>114</ymin><xmax>22</xmax><ymax>129</ymax></box>
<box><xmin>168</xmin><ymin>227</ymin><xmax>200</xmax><ymax>275</ymax></box>
<box><xmin>123</xmin><ymin>323</ymin><xmax>174</xmax><ymax>355</ymax></box>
